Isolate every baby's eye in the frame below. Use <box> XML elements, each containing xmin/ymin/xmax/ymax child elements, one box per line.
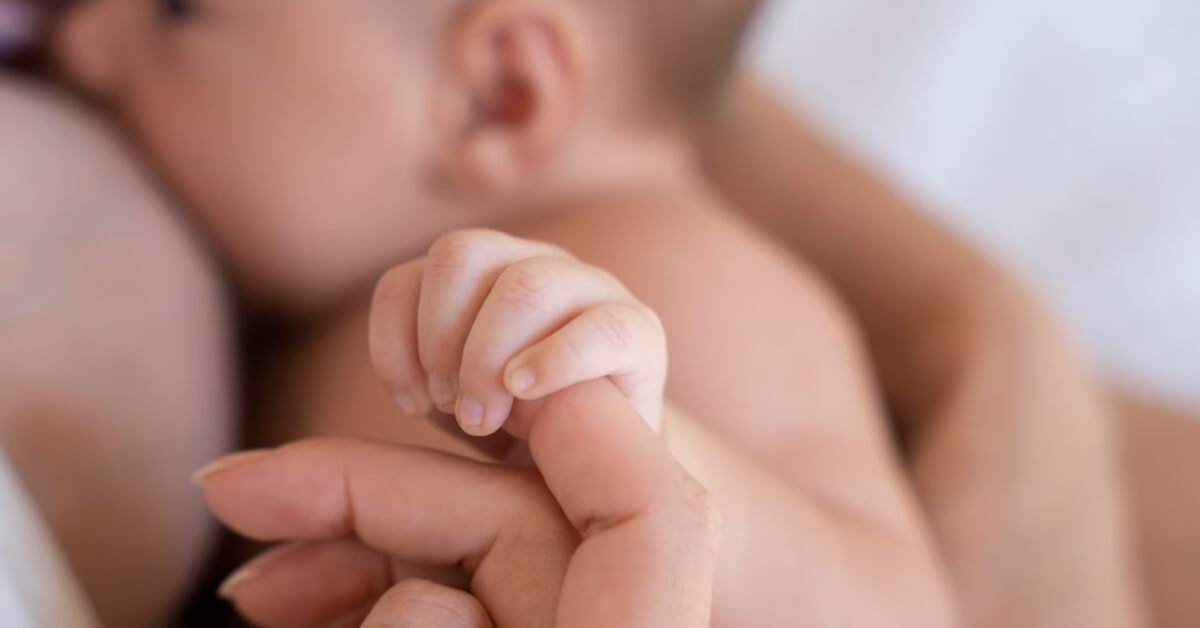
<box><xmin>161</xmin><ymin>0</ymin><xmax>197</xmax><ymax>21</ymax></box>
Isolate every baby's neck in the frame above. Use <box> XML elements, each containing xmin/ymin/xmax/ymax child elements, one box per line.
<box><xmin>498</xmin><ymin>129</ymin><xmax>710</xmax><ymax>229</ymax></box>
<box><xmin>501</xmin><ymin>162</ymin><xmax>728</xmax><ymax>248</ymax></box>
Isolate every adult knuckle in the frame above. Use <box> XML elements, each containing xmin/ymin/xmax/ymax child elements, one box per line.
<box><xmin>383</xmin><ymin>578</ymin><xmax>443</xmax><ymax>603</ymax></box>
<box><xmin>364</xmin><ymin>580</ymin><xmax>481</xmax><ymax>628</ymax></box>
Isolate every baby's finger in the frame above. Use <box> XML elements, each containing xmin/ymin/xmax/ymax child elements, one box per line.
<box><xmin>457</xmin><ymin>257</ymin><xmax>628</xmax><ymax>436</ymax></box>
<box><xmin>504</xmin><ymin>302</ymin><xmax>667</xmax><ymax>430</ymax></box>
<box><xmin>369</xmin><ymin>259</ymin><xmax>434</xmax><ymax>417</ymax></box>
<box><xmin>418</xmin><ymin>230</ymin><xmax>569</xmax><ymax>413</ymax></box>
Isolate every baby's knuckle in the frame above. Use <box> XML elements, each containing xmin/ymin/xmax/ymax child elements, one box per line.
<box><xmin>426</xmin><ymin>230</ymin><xmax>500</xmax><ymax>274</ymax></box>
<box><xmin>555</xmin><ymin>324</ymin><xmax>592</xmax><ymax>364</ymax></box>
<box><xmin>590</xmin><ymin>304</ymin><xmax>639</xmax><ymax>353</ymax></box>
<box><xmin>372</xmin><ymin>265</ymin><xmax>410</xmax><ymax>301</ymax></box>
<box><xmin>494</xmin><ymin>260</ymin><xmax>554</xmax><ymax>312</ymax></box>
<box><xmin>366</xmin><ymin>337</ymin><xmax>397</xmax><ymax>380</ymax></box>
<box><xmin>678</xmin><ymin>480</ymin><xmax>723</xmax><ymax>543</ymax></box>
<box><xmin>636</xmin><ymin>302</ymin><xmax>667</xmax><ymax>338</ymax></box>
<box><xmin>539</xmin><ymin>241</ymin><xmax>573</xmax><ymax>260</ymax></box>
<box><xmin>597</xmin><ymin>266</ymin><xmax>630</xmax><ymax>293</ymax></box>
<box><xmin>455</xmin><ymin>351</ymin><xmax>491</xmax><ymax>387</ymax></box>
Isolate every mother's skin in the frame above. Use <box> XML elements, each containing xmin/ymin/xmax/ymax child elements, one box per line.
<box><xmin>0</xmin><ymin>77</ymin><xmax>235</xmax><ymax>628</ymax></box>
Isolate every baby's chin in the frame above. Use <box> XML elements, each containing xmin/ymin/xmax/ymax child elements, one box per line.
<box><xmin>216</xmin><ymin>240</ymin><xmax>348</xmax><ymax>314</ymax></box>
<box><xmin>221</xmin><ymin>228</ymin><xmax>411</xmax><ymax>315</ymax></box>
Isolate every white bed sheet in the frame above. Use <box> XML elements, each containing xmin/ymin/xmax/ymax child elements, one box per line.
<box><xmin>0</xmin><ymin>455</ymin><xmax>97</xmax><ymax>628</ymax></box>
<box><xmin>749</xmin><ymin>0</ymin><xmax>1200</xmax><ymax>407</ymax></box>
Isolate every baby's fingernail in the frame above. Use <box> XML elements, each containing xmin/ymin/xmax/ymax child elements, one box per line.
<box><xmin>456</xmin><ymin>395</ymin><xmax>486</xmax><ymax>435</ymax></box>
<box><xmin>506</xmin><ymin>366</ymin><xmax>537</xmax><ymax>396</ymax></box>
<box><xmin>429</xmin><ymin>376</ymin><xmax>458</xmax><ymax>412</ymax></box>
<box><xmin>192</xmin><ymin>450</ymin><xmax>270</xmax><ymax>485</ymax></box>
<box><xmin>393</xmin><ymin>389</ymin><xmax>422</xmax><ymax>417</ymax></box>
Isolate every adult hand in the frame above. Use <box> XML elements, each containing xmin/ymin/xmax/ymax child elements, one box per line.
<box><xmin>195</xmin><ymin>380</ymin><xmax>721</xmax><ymax>628</ymax></box>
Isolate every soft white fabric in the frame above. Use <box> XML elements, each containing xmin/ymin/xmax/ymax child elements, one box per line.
<box><xmin>0</xmin><ymin>455</ymin><xmax>98</xmax><ymax>628</ymax></box>
<box><xmin>748</xmin><ymin>0</ymin><xmax>1200</xmax><ymax>407</ymax></box>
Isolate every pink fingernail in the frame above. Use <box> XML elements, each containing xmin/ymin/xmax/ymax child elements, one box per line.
<box><xmin>192</xmin><ymin>450</ymin><xmax>270</xmax><ymax>485</ymax></box>
<box><xmin>393</xmin><ymin>389</ymin><xmax>421</xmax><ymax>417</ymax></box>
<box><xmin>456</xmin><ymin>395</ymin><xmax>486</xmax><ymax>434</ymax></box>
<box><xmin>506</xmin><ymin>367</ymin><xmax>537</xmax><ymax>396</ymax></box>
<box><xmin>217</xmin><ymin>542</ymin><xmax>310</xmax><ymax>599</ymax></box>
<box><xmin>428</xmin><ymin>376</ymin><xmax>458</xmax><ymax>412</ymax></box>
<box><xmin>217</xmin><ymin>565</ymin><xmax>258</xmax><ymax>600</ymax></box>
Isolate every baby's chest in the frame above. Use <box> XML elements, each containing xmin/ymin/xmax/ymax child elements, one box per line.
<box><xmin>512</xmin><ymin>201</ymin><xmax>879</xmax><ymax>447</ymax></box>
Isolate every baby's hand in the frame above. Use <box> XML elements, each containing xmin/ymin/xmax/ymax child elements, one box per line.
<box><xmin>369</xmin><ymin>230</ymin><xmax>666</xmax><ymax>437</ymax></box>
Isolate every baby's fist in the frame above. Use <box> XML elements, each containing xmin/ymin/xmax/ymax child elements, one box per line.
<box><xmin>369</xmin><ymin>230</ymin><xmax>666</xmax><ymax>437</ymax></box>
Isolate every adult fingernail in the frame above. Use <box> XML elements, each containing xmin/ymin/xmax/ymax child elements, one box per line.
<box><xmin>216</xmin><ymin>543</ymin><xmax>308</xmax><ymax>599</ymax></box>
<box><xmin>428</xmin><ymin>376</ymin><xmax>458</xmax><ymax>412</ymax></box>
<box><xmin>217</xmin><ymin>565</ymin><xmax>258</xmax><ymax>600</ymax></box>
<box><xmin>456</xmin><ymin>394</ymin><xmax>486</xmax><ymax>435</ymax></box>
<box><xmin>192</xmin><ymin>450</ymin><xmax>270</xmax><ymax>485</ymax></box>
<box><xmin>505</xmin><ymin>365</ymin><xmax>537</xmax><ymax>396</ymax></box>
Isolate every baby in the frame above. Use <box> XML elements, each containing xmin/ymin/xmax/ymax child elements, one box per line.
<box><xmin>50</xmin><ymin>0</ymin><xmax>954</xmax><ymax>625</ymax></box>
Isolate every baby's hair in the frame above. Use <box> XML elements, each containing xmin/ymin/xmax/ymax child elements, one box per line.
<box><xmin>589</xmin><ymin>0</ymin><xmax>761</xmax><ymax>115</ymax></box>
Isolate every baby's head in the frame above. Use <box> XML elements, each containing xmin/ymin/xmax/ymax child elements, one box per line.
<box><xmin>55</xmin><ymin>0</ymin><xmax>757</xmax><ymax>309</ymax></box>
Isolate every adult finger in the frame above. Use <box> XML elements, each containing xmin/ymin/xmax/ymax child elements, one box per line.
<box><xmin>198</xmin><ymin>381</ymin><xmax>719</xmax><ymax>628</ymax></box>
<box><xmin>361</xmin><ymin>580</ymin><xmax>493</xmax><ymax>628</ymax></box>
<box><xmin>196</xmin><ymin>441</ymin><xmax>574</xmax><ymax>628</ymax></box>
<box><xmin>523</xmin><ymin>380</ymin><xmax>721</xmax><ymax>627</ymax></box>
<box><xmin>220</xmin><ymin>539</ymin><xmax>467</xmax><ymax>628</ymax></box>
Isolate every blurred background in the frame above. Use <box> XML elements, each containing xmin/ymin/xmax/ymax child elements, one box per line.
<box><xmin>750</xmin><ymin>0</ymin><xmax>1199</xmax><ymax>408</ymax></box>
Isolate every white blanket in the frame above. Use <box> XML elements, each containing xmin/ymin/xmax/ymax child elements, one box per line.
<box><xmin>0</xmin><ymin>455</ymin><xmax>98</xmax><ymax>628</ymax></box>
<box><xmin>749</xmin><ymin>0</ymin><xmax>1200</xmax><ymax>407</ymax></box>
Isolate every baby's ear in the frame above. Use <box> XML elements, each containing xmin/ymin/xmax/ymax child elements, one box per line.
<box><xmin>433</xmin><ymin>0</ymin><xmax>585</xmax><ymax>194</ymax></box>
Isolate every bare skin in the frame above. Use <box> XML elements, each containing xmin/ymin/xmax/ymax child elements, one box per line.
<box><xmin>2</xmin><ymin>54</ymin><xmax>1195</xmax><ymax>628</ymax></box>
<box><xmin>702</xmin><ymin>76</ymin><xmax>1200</xmax><ymax>628</ymax></box>
<box><xmin>255</xmin><ymin>189</ymin><xmax>955</xmax><ymax>628</ymax></box>
<box><xmin>0</xmin><ymin>77</ymin><xmax>235</xmax><ymax>628</ymax></box>
<box><xmin>1117</xmin><ymin>395</ymin><xmax>1200</xmax><ymax>628</ymax></box>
